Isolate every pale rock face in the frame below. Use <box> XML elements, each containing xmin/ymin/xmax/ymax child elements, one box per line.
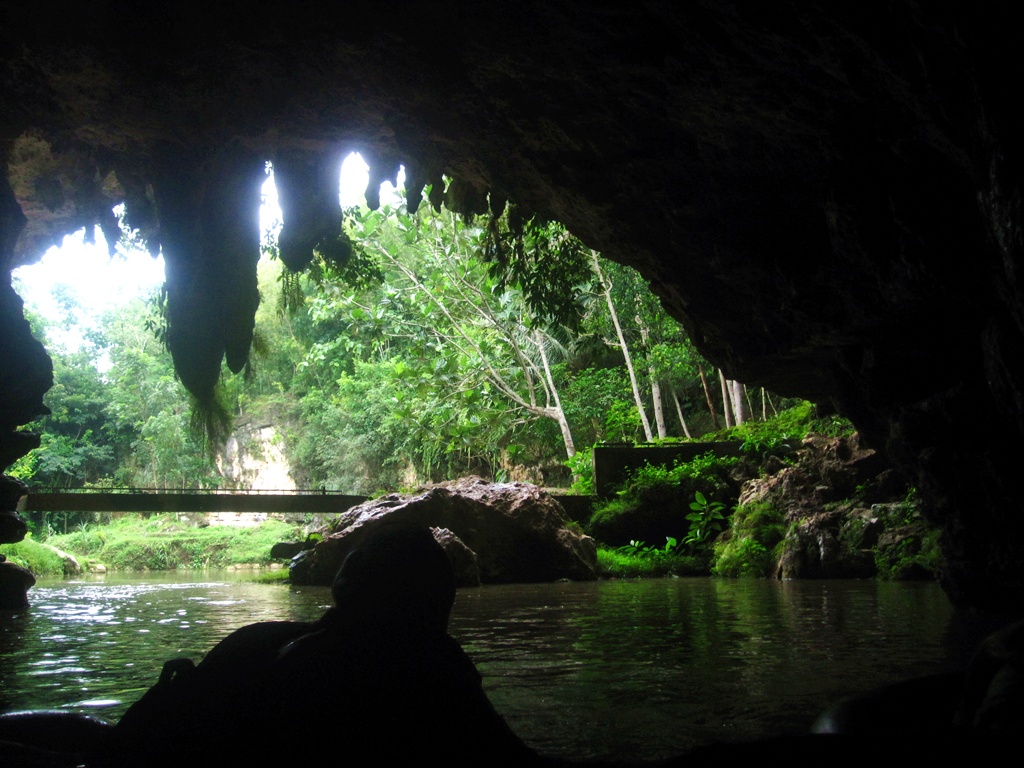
<box><xmin>211</xmin><ymin>426</ymin><xmax>296</xmax><ymax>528</ymax></box>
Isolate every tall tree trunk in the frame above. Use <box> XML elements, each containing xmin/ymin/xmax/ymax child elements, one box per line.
<box><xmin>698</xmin><ymin>365</ymin><xmax>720</xmax><ymax>429</ymax></box>
<box><xmin>718</xmin><ymin>369</ymin><xmax>734</xmax><ymax>429</ymax></box>
<box><xmin>591</xmin><ymin>252</ymin><xmax>653</xmax><ymax>442</ymax></box>
<box><xmin>730</xmin><ymin>379</ymin><xmax>748</xmax><ymax>425</ymax></box>
<box><xmin>638</xmin><ymin>319</ymin><xmax>667</xmax><ymax>438</ymax></box>
<box><xmin>670</xmin><ymin>384</ymin><xmax>693</xmax><ymax>439</ymax></box>
<box><xmin>535</xmin><ymin>329</ymin><xmax>576</xmax><ymax>458</ymax></box>
<box><xmin>650</xmin><ymin>373</ymin><xmax>667</xmax><ymax>438</ymax></box>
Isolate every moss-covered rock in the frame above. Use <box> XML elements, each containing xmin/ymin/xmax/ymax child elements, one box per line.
<box><xmin>712</xmin><ymin>501</ymin><xmax>786</xmax><ymax>577</ymax></box>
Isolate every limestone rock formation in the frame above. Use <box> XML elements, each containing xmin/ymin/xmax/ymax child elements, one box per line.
<box><xmin>1</xmin><ymin>4</ymin><xmax>1022</xmax><ymax>609</ymax></box>
<box><xmin>290</xmin><ymin>477</ymin><xmax>597</xmax><ymax>586</ymax></box>
<box><xmin>731</xmin><ymin>433</ymin><xmax>937</xmax><ymax>580</ymax></box>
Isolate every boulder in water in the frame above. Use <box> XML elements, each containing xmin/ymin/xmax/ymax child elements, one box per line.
<box><xmin>290</xmin><ymin>477</ymin><xmax>597</xmax><ymax>586</ymax></box>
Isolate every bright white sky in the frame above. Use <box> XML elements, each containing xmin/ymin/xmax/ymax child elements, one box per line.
<box><xmin>12</xmin><ymin>152</ymin><xmax>403</xmax><ymax>342</ymax></box>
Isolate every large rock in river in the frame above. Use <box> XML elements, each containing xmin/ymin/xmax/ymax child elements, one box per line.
<box><xmin>290</xmin><ymin>477</ymin><xmax>597</xmax><ymax>586</ymax></box>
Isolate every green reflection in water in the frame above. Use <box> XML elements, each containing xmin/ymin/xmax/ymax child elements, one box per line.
<box><xmin>3</xmin><ymin>575</ymin><xmax>957</xmax><ymax>762</ymax></box>
<box><xmin>450</xmin><ymin>579</ymin><xmax>956</xmax><ymax>760</ymax></box>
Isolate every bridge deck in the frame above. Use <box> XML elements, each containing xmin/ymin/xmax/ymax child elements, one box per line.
<box><xmin>22</xmin><ymin>492</ymin><xmax>368</xmax><ymax>514</ymax></box>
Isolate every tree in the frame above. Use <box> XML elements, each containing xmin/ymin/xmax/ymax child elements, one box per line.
<box><xmin>100</xmin><ymin>296</ymin><xmax>224</xmax><ymax>488</ymax></box>
<box><xmin>588</xmin><ymin>253</ymin><xmax>655</xmax><ymax>442</ymax></box>
<box><xmin>318</xmin><ymin>204</ymin><xmax>582</xmax><ymax>467</ymax></box>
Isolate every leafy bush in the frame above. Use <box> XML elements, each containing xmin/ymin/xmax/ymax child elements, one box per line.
<box><xmin>705</xmin><ymin>401</ymin><xmax>854</xmax><ymax>459</ymax></box>
<box><xmin>586</xmin><ymin>452</ymin><xmax>738</xmax><ymax>547</ymax></box>
<box><xmin>565</xmin><ymin>447</ymin><xmax>595</xmax><ymax>495</ymax></box>
<box><xmin>684</xmin><ymin>491</ymin><xmax>727</xmax><ymax>550</ymax></box>
<box><xmin>872</xmin><ymin>494</ymin><xmax>943</xmax><ymax>579</ymax></box>
<box><xmin>874</xmin><ymin>527</ymin><xmax>942</xmax><ymax>580</ymax></box>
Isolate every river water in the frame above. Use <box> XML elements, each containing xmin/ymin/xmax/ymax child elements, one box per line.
<box><xmin>0</xmin><ymin>574</ymin><xmax>973</xmax><ymax>761</ymax></box>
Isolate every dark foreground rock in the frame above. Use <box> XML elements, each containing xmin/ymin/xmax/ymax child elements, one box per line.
<box><xmin>290</xmin><ymin>477</ymin><xmax>597</xmax><ymax>587</ymax></box>
<box><xmin>0</xmin><ymin>555</ymin><xmax>34</xmax><ymax>610</ymax></box>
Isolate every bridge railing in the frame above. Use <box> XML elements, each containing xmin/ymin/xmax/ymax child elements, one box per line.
<box><xmin>19</xmin><ymin>488</ymin><xmax>368</xmax><ymax>514</ymax></box>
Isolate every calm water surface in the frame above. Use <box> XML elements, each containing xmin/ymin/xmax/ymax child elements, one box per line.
<box><xmin>1</xmin><ymin>575</ymin><xmax>968</xmax><ymax>760</ymax></box>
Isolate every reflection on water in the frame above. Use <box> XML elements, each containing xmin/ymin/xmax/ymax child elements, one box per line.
<box><xmin>0</xmin><ymin>574</ymin><xmax>332</xmax><ymax>717</ymax></box>
<box><xmin>454</xmin><ymin>579</ymin><xmax>961</xmax><ymax>759</ymax></box>
<box><xmin>2</xmin><ymin>575</ymin><xmax>963</xmax><ymax>761</ymax></box>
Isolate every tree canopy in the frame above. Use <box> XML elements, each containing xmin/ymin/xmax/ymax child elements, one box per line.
<box><xmin>13</xmin><ymin>180</ymin><xmax>786</xmax><ymax>497</ymax></box>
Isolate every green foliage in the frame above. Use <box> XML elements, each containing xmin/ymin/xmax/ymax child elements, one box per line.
<box><xmin>47</xmin><ymin>514</ymin><xmax>301</xmax><ymax>571</ymax></box>
<box><xmin>565</xmin><ymin>447</ymin><xmax>595</xmax><ymax>495</ymax></box>
<box><xmin>684</xmin><ymin>491</ymin><xmax>728</xmax><ymax>549</ymax></box>
<box><xmin>14</xmin><ymin>291</ymin><xmax>227</xmax><ymax>499</ymax></box>
<box><xmin>595</xmin><ymin>542</ymin><xmax>707</xmax><ymax>578</ymax></box>
<box><xmin>621</xmin><ymin>452</ymin><xmax>738</xmax><ymax>503</ymax></box>
<box><xmin>561</xmin><ymin>367</ymin><xmax>641</xmax><ymax>445</ymax></box>
<box><xmin>874</xmin><ymin>528</ymin><xmax>942</xmax><ymax>580</ymax></box>
<box><xmin>872</xmin><ymin>491</ymin><xmax>942</xmax><ymax>580</ymax></box>
<box><xmin>703</xmin><ymin>401</ymin><xmax>849</xmax><ymax>458</ymax></box>
<box><xmin>482</xmin><ymin>205</ymin><xmax>592</xmax><ymax>328</ymax></box>
<box><xmin>587</xmin><ymin>452</ymin><xmax>738</xmax><ymax>547</ymax></box>
<box><xmin>0</xmin><ymin>536</ymin><xmax>68</xmax><ymax>577</ymax></box>
<box><xmin>711</xmin><ymin>501</ymin><xmax>786</xmax><ymax>577</ymax></box>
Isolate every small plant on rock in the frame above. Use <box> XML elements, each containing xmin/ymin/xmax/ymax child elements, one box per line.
<box><xmin>684</xmin><ymin>491</ymin><xmax>727</xmax><ymax>550</ymax></box>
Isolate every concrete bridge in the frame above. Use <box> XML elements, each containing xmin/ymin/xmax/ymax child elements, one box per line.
<box><xmin>20</xmin><ymin>489</ymin><xmax>368</xmax><ymax>515</ymax></box>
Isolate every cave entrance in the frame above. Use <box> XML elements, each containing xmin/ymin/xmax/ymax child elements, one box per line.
<box><xmin>7</xmin><ymin>149</ymin><xmax>772</xmax><ymax>505</ymax></box>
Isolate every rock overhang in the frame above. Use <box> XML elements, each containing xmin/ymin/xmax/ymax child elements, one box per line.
<box><xmin>2</xmin><ymin>2</ymin><xmax>1022</xmax><ymax>609</ymax></box>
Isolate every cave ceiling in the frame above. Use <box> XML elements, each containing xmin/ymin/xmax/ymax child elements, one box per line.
<box><xmin>3</xmin><ymin>2</ymin><xmax>1023</xmax><ymax>607</ymax></box>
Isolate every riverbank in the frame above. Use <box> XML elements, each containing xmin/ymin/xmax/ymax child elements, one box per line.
<box><xmin>0</xmin><ymin>514</ymin><xmax>302</xmax><ymax>576</ymax></box>
<box><xmin>2</xmin><ymin>510</ymin><xmax>940</xmax><ymax>583</ymax></box>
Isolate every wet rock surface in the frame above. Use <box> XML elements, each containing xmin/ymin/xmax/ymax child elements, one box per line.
<box><xmin>290</xmin><ymin>477</ymin><xmax>597</xmax><ymax>586</ymax></box>
<box><xmin>735</xmin><ymin>433</ymin><xmax>937</xmax><ymax>580</ymax></box>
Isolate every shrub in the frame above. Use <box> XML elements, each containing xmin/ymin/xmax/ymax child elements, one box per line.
<box><xmin>705</xmin><ymin>401</ymin><xmax>854</xmax><ymax>459</ymax></box>
<box><xmin>586</xmin><ymin>452</ymin><xmax>739</xmax><ymax>547</ymax></box>
<box><xmin>565</xmin><ymin>447</ymin><xmax>595</xmax><ymax>495</ymax></box>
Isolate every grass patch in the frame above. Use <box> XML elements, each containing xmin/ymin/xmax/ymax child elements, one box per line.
<box><xmin>249</xmin><ymin>568</ymin><xmax>292</xmax><ymax>584</ymax></box>
<box><xmin>596</xmin><ymin>544</ymin><xmax>708</xmax><ymax>578</ymax></box>
<box><xmin>0</xmin><ymin>536</ymin><xmax>68</xmax><ymax>577</ymax></box>
<box><xmin>45</xmin><ymin>514</ymin><xmax>303</xmax><ymax>572</ymax></box>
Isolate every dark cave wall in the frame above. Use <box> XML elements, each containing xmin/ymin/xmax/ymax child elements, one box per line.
<box><xmin>2</xmin><ymin>2</ymin><xmax>1022</xmax><ymax>610</ymax></box>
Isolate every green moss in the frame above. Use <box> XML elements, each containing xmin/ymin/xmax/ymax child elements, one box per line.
<box><xmin>712</xmin><ymin>537</ymin><xmax>775</xmax><ymax>577</ymax></box>
<box><xmin>874</xmin><ymin>527</ymin><xmax>943</xmax><ymax>580</ymax></box>
<box><xmin>711</xmin><ymin>501</ymin><xmax>786</xmax><ymax>577</ymax></box>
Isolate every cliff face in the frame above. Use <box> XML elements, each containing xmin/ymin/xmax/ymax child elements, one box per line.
<box><xmin>1</xmin><ymin>3</ymin><xmax>1021</xmax><ymax>609</ymax></box>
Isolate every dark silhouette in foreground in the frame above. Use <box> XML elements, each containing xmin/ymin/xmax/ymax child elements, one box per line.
<box><xmin>94</xmin><ymin>525</ymin><xmax>538</xmax><ymax>767</ymax></box>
